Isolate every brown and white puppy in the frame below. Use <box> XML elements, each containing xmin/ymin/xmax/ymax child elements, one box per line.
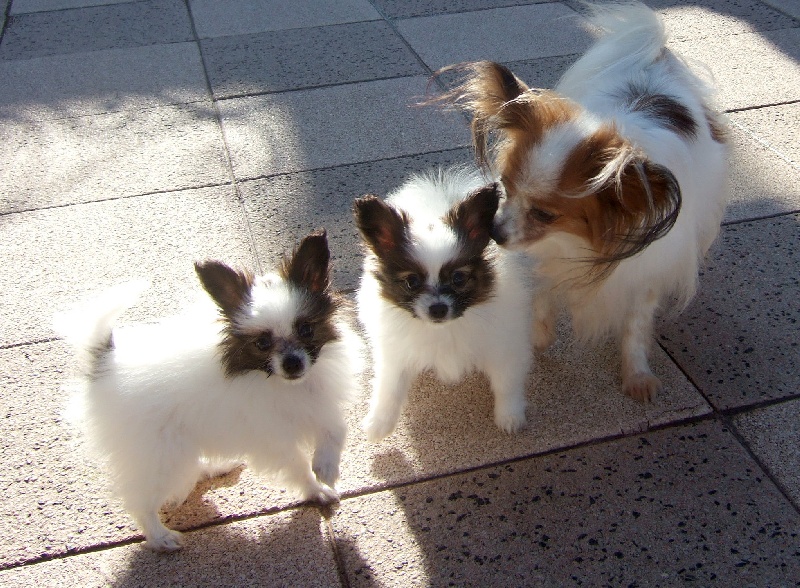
<box><xmin>435</xmin><ymin>3</ymin><xmax>728</xmax><ymax>401</ymax></box>
<box><xmin>355</xmin><ymin>167</ymin><xmax>534</xmax><ymax>441</ymax></box>
<box><xmin>56</xmin><ymin>231</ymin><xmax>361</xmax><ymax>551</ymax></box>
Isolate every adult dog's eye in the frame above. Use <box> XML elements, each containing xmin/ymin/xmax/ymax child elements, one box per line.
<box><xmin>451</xmin><ymin>270</ymin><xmax>468</xmax><ymax>287</ymax></box>
<box><xmin>254</xmin><ymin>333</ymin><xmax>273</xmax><ymax>351</ymax></box>
<box><xmin>528</xmin><ymin>207</ymin><xmax>558</xmax><ymax>224</ymax></box>
<box><xmin>404</xmin><ymin>273</ymin><xmax>422</xmax><ymax>290</ymax></box>
<box><xmin>297</xmin><ymin>322</ymin><xmax>314</xmax><ymax>340</ymax></box>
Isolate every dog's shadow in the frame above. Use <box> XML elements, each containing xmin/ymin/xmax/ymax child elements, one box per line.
<box><xmin>112</xmin><ymin>507</ymin><xmax>334</xmax><ymax>588</ymax></box>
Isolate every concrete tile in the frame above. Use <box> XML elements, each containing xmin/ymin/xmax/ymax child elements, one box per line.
<box><xmin>0</xmin><ymin>103</ymin><xmax>229</xmax><ymax>213</ymax></box>
<box><xmin>240</xmin><ymin>148</ymin><xmax>474</xmax><ymax>291</ymax></box>
<box><xmin>670</xmin><ymin>27</ymin><xmax>800</xmax><ymax>110</ymax></box>
<box><xmin>0</xmin><ymin>42</ymin><xmax>208</xmax><ymax>121</ymax></box>
<box><xmin>10</xmin><ymin>0</ymin><xmax>134</xmax><ymax>13</ymax></box>
<box><xmin>189</xmin><ymin>0</ymin><xmax>380</xmax><ymax>39</ymax></box>
<box><xmin>396</xmin><ymin>4</ymin><xmax>594</xmax><ymax>70</ymax></box>
<box><xmin>731</xmin><ymin>102</ymin><xmax>800</xmax><ymax>168</ymax></box>
<box><xmin>725</xmin><ymin>121</ymin><xmax>800</xmax><ymax>222</ymax></box>
<box><xmin>335</xmin><ymin>318</ymin><xmax>707</xmax><ymax>496</ymax></box>
<box><xmin>658</xmin><ymin>215</ymin><xmax>800</xmax><ymax>410</ymax></box>
<box><xmin>762</xmin><ymin>0</ymin><xmax>800</xmax><ymax>19</ymax></box>
<box><xmin>434</xmin><ymin>54</ymin><xmax>580</xmax><ymax>93</ymax></box>
<box><xmin>0</xmin><ymin>508</ymin><xmax>339</xmax><ymax>586</ymax></box>
<box><xmin>1</xmin><ymin>0</ymin><xmax>9</xmax><ymax>31</ymax></box>
<box><xmin>0</xmin><ymin>186</ymin><xmax>256</xmax><ymax>347</ymax></box>
<box><xmin>333</xmin><ymin>421</ymin><xmax>800</xmax><ymax>586</ymax></box>
<box><xmin>201</xmin><ymin>21</ymin><xmax>424</xmax><ymax>99</ymax></box>
<box><xmin>217</xmin><ymin>76</ymin><xmax>471</xmax><ymax>180</ymax></box>
<box><xmin>372</xmin><ymin>0</ymin><xmax>549</xmax><ymax>19</ymax></box>
<box><xmin>734</xmin><ymin>399</ymin><xmax>800</xmax><ymax>505</ymax></box>
<box><xmin>0</xmin><ymin>0</ymin><xmax>193</xmax><ymax>60</ymax></box>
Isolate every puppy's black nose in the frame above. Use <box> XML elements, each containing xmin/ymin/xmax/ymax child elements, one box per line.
<box><xmin>490</xmin><ymin>223</ymin><xmax>507</xmax><ymax>245</ymax></box>
<box><xmin>428</xmin><ymin>303</ymin><xmax>449</xmax><ymax>321</ymax></box>
<box><xmin>282</xmin><ymin>354</ymin><xmax>304</xmax><ymax>377</ymax></box>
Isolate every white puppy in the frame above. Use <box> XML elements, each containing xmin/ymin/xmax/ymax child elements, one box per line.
<box><xmin>354</xmin><ymin>168</ymin><xmax>533</xmax><ymax>442</ymax></box>
<box><xmin>437</xmin><ymin>3</ymin><xmax>728</xmax><ymax>401</ymax></box>
<box><xmin>56</xmin><ymin>230</ymin><xmax>360</xmax><ymax>551</ymax></box>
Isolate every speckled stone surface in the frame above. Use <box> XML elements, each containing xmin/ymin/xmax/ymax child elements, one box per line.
<box><xmin>372</xmin><ymin>0</ymin><xmax>549</xmax><ymax>19</ymax></box>
<box><xmin>0</xmin><ymin>42</ymin><xmax>209</xmax><ymax>120</ymax></box>
<box><xmin>189</xmin><ymin>0</ymin><xmax>381</xmax><ymax>39</ymax></box>
<box><xmin>734</xmin><ymin>399</ymin><xmax>800</xmax><ymax>505</ymax></box>
<box><xmin>0</xmin><ymin>103</ymin><xmax>229</xmax><ymax>213</ymax></box>
<box><xmin>10</xmin><ymin>0</ymin><xmax>133</xmax><ymax>13</ymax></box>
<box><xmin>0</xmin><ymin>186</ymin><xmax>255</xmax><ymax>347</ymax></box>
<box><xmin>763</xmin><ymin>0</ymin><xmax>800</xmax><ymax>19</ymax></box>
<box><xmin>217</xmin><ymin>76</ymin><xmax>470</xmax><ymax>179</ymax></box>
<box><xmin>333</xmin><ymin>421</ymin><xmax>800</xmax><ymax>587</ymax></box>
<box><xmin>731</xmin><ymin>103</ymin><xmax>800</xmax><ymax>169</ymax></box>
<box><xmin>396</xmin><ymin>3</ymin><xmax>594</xmax><ymax>69</ymax></box>
<box><xmin>0</xmin><ymin>509</ymin><xmax>339</xmax><ymax>587</ymax></box>
<box><xmin>201</xmin><ymin>21</ymin><xmax>425</xmax><ymax>99</ymax></box>
<box><xmin>0</xmin><ymin>0</ymin><xmax>193</xmax><ymax>60</ymax></box>
<box><xmin>658</xmin><ymin>215</ymin><xmax>800</xmax><ymax>410</ymax></box>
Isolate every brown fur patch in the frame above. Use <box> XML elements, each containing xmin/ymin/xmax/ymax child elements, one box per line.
<box><xmin>703</xmin><ymin>105</ymin><xmax>728</xmax><ymax>144</ymax></box>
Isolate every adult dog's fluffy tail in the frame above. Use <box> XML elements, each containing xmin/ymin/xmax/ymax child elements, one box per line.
<box><xmin>557</xmin><ymin>2</ymin><xmax>667</xmax><ymax>95</ymax></box>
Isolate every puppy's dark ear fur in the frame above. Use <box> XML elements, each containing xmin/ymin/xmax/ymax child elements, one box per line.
<box><xmin>448</xmin><ymin>183</ymin><xmax>500</xmax><ymax>251</ymax></box>
<box><xmin>195</xmin><ymin>260</ymin><xmax>254</xmax><ymax>318</ymax></box>
<box><xmin>354</xmin><ymin>195</ymin><xmax>408</xmax><ymax>258</ymax></box>
<box><xmin>281</xmin><ymin>229</ymin><xmax>330</xmax><ymax>294</ymax></box>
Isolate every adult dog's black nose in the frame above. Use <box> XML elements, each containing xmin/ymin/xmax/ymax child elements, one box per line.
<box><xmin>428</xmin><ymin>303</ymin><xmax>449</xmax><ymax>321</ymax></box>
<box><xmin>490</xmin><ymin>222</ymin><xmax>507</xmax><ymax>245</ymax></box>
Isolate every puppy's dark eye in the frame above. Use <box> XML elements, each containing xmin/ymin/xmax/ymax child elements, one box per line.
<box><xmin>451</xmin><ymin>270</ymin><xmax>468</xmax><ymax>288</ymax></box>
<box><xmin>528</xmin><ymin>207</ymin><xmax>558</xmax><ymax>224</ymax></box>
<box><xmin>404</xmin><ymin>273</ymin><xmax>422</xmax><ymax>290</ymax></box>
<box><xmin>297</xmin><ymin>322</ymin><xmax>314</xmax><ymax>340</ymax></box>
<box><xmin>254</xmin><ymin>333</ymin><xmax>273</xmax><ymax>351</ymax></box>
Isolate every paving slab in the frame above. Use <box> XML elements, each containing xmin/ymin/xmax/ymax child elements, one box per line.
<box><xmin>670</xmin><ymin>27</ymin><xmax>800</xmax><ymax>111</ymax></box>
<box><xmin>240</xmin><ymin>148</ymin><xmax>474</xmax><ymax>291</ymax></box>
<box><xmin>217</xmin><ymin>76</ymin><xmax>470</xmax><ymax>180</ymax></box>
<box><xmin>0</xmin><ymin>0</ymin><xmax>193</xmax><ymax>60</ymax></box>
<box><xmin>371</xmin><ymin>0</ymin><xmax>550</xmax><ymax>19</ymax></box>
<box><xmin>189</xmin><ymin>0</ymin><xmax>380</xmax><ymax>39</ymax></box>
<box><xmin>658</xmin><ymin>214</ymin><xmax>800</xmax><ymax>410</ymax></box>
<box><xmin>0</xmin><ymin>186</ymin><xmax>255</xmax><ymax>347</ymax></box>
<box><xmin>733</xmin><ymin>399</ymin><xmax>800</xmax><ymax>505</ymax></box>
<box><xmin>0</xmin><ymin>102</ymin><xmax>229</xmax><ymax>213</ymax></box>
<box><xmin>762</xmin><ymin>0</ymin><xmax>800</xmax><ymax>19</ymax></box>
<box><xmin>0</xmin><ymin>509</ymin><xmax>339</xmax><ymax>587</ymax></box>
<box><xmin>10</xmin><ymin>0</ymin><xmax>134</xmax><ymax>14</ymax></box>
<box><xmin>0</xmin><ymin>42</ymin><xmax>208</xmax><ymax>121</ymax></box>
<box><xmin>396</xmin><ymin>3</ymin><xmax>594</xmax><ymax>70</ymax></box>
<box><xmin>335</xmin><ymin>318</ymin><xmax>708</xmax><ymax>497</ymax></box>
<box><xmin>725</xmin><ymin>121</ymin><xmax>800</xmax><ymax>222</ymax></box>
<box><xmin>201</xmin><ymin>21</ymin><xmax>425</xmax><ymax>99</ymax></box>
<box><xmin>333</xmin><ymin>421</ymin><xmax>800</xmax><ymax>587</ymax></box>
<box><xmin>731</xmin><ymin>102</ymin><xmax>800</xmax><ymax>168</ymax></box>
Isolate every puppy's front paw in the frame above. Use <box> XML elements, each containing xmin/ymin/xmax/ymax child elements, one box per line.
<box><xmin>623</xmin><ymin>373</ymin><xmax>662</xmax><ymax>403</ymax></box>
<box><xmin>362</xmin><ymin>411</ymin><xmax>398</xmax><ymax>443</ymax></box>
<box><xmin>494</xmin><ymin>405</ymin><xmax>527</xmax><ymax>434</ymax></box>
<box><xmin>145</xmin><ymin>529</ymin><xmax>184</xmax><ymax>552</ymax></box>
<box><xmin>303</xmin><ymin>482</ymin><xmax>340</xmax><ymax>505</ymax></box>
<box><xmin>312</xmin><ymin>453</ymin><xmax>340</xmax><ymax>487</ymax></box>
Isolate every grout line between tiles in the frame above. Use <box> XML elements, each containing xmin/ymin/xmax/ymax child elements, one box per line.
<box><xmin>0</xmin><ymin>0</ymin><xmax>11</xmax><ymax>46</ymax></box>
<box><xmin>727</xmin><ymin>116</ymin><xmax>800</xmax><ymax>171</ymax></box>
<box><xmin>322</xmin><ymin>514</ymin><xmax>353</xmax><ymax>588</ymax></box>
<box><xmin>721</xmin><ymin>209</ymin><xmax>800</xmax><ymax>226</ymax></box>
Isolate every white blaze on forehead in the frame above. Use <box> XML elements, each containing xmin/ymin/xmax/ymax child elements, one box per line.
<box><xmin>408</xmin><ymin>216</ymin><xmax>460</xmax><ymax>284</ymax></box>
<box><xmin>238</xmin><ymin>275</ymin><xmax>302</xmax><ymax>335</ymax></box>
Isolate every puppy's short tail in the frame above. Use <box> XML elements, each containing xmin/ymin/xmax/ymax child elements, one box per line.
<box><xmin>54</xmin><ymin>280</ymin><xmax>149</xmax><ymax>372</ymax></box>
<box><xmin>558</xmin><ymin>2</ymin><xmax>667</xmax><ymax>93</ymax></box>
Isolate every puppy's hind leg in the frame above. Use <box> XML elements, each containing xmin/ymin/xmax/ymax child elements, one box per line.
<box><xmin>532</xmin><ymin>288</ymin><xmax>558</xmax><ymax>352</ymax></box>
<box><xmin>127</xmin><ymin>499</ymin><xmax>185</xmax><ymax>552</ymax></box>
<box><xmin>620</xmin><ymin>290</ymin><xmax>662</xmax><ymax>402</ymax></box>
<box><xmin>272</xmin><ymin>447</ymin><xmax>339</xmax><ymax>505</ymax></box>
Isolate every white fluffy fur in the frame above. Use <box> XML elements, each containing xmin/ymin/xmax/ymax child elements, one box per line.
<box><xmin>57</xmin><ymin>277</ymin><xmax>360</xmax><ymax>552</ymax></box>
<box><xmin>358</xmin><ymin>168</ymin><xmax>534</xmax><ymax>441</ymax></box>
<box><xmin>498</xmin><ymin>4</ymin><xmax>728</xmax><ymax>400</ymax></box>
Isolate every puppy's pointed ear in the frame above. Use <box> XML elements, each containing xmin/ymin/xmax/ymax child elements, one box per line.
<box><xmin>448</xmin><ymin>183</ymin><xmax>500</xmax><ymax>251</ymax></box>
<box><xmin>282</xmin><ymin>229</ymin><xmax>330</xmax><ymax>294</ymax></box>
<box><xmin>353</xmin><ymin>195</ymin><xmax>408</xmax><ymax>258</ymax></box>
<box><xmin>195</xmin><ymin>260</ymin><xmax>254</xmax><ymax>318</ymax></box>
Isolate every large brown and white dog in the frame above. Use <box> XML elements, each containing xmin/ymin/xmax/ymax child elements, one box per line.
<box><xmin>436</xmin><ymin>3</ymin><xmax>728</xmax><ymax>401</ymax></box>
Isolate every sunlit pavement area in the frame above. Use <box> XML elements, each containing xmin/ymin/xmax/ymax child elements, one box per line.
<box><xmin>1</xmin><ymin>0</ymin><xmax>799</xmax><ymax>585</ymax></box>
